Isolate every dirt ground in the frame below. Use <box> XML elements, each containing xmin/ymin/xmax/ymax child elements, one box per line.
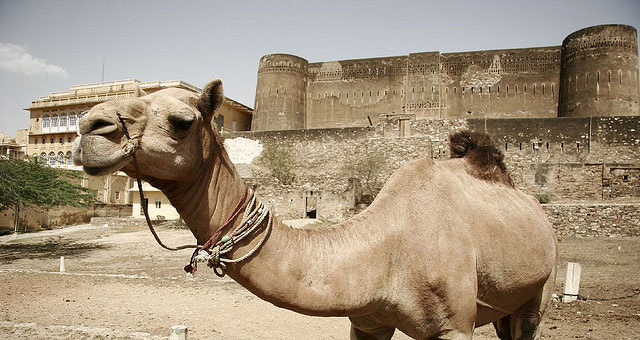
<box><xmin>0</xmin><ymin>222</ymin><xmax>638</xmax><ymax>340</ymax></box>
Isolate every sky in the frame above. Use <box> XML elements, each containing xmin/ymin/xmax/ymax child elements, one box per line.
<box><xmin>0</xmin><ymin>0</ymin><xmax>639</xmax><ymax>136</ymax></box>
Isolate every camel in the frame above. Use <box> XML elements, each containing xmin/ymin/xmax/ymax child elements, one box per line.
<box><xmin>72</xmin><ymin>79</ymin><xmax>558</xmax><ymax>340</ymax></box>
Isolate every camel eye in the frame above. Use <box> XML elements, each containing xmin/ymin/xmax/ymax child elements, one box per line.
<box><xmin>168</xmin><ymin>113</ymin><xmax>195</xmax><ymax>133</ymax></box>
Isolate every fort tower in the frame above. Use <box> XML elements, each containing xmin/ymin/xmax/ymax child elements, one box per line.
<box><xmin>559</xmin><ymin>25</ymin><xmax>639</xmax><ymax>117</ymax></box>
<box><xmin>253</xmin><ymin>54</ymin><xmax>308</xmax><ymax>131</ymax></box>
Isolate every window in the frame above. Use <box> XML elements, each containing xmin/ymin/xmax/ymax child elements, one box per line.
<box><xmin>59</xmin><ymin>114</ymin><xmax>67</xmax><ymax>128</ymax></box>
<box><xmin>48</xmin><ymin>152</ymin><xmax>56</xmax><ymax>166</ymax></box>
<box><xmin>69</xmin><ymin>113</ymin><xmax>77</xmax><ymax>127</ymax></box>
<box><xmin>155</xmin><ymin>200</ymin><xmax>162</xmax><ymax>209</ymax></box>
<box><xmin>65</xmin><ymin>151</ymin><xmax>72</xmax><ymax>165</ymax></box>
<box><xmin>42</xmin><ymin>116</ymin><xmax>50</xmax><ymax>128</ymax></box>
<box><xmin>42</xmin><ymin>138</ymin><xmax>45</xmax><ymax>144</ymax></box>
<box><xmin>51</xmin><ymin>115</ymin><xmax>59</xmax><ymax>127</ymax></box>
<box><xmin>115</xmin><ymin>192</ymin><xmax>120</xmax><ymax>200</ymax></box>
<box><xmin>140</xmin><ymin>198</ymin><xmax>148</xmax><ymax>215</ymax></box>
<box><xmin>232</xmin><ymin>120</ymin><xmax>237</xmax><ymax>131</ymax></box>
<box><xmin>214</xmin><ymin>114</ymin><xmax>224</xmax><ymax>132</ymax></box>
<box><xmin>40</xmin><ymin>152</ymin><xmax>47</xmax><ymax>164</ymax></box>
<box><xmin>57</xmin><ymin>152</ymin><xmax>64</xmax><ymax>165</ymax></box>
<box><xmin>59</xmin><ymin>138</ymin><xmax>63</xmax><ymax>144</ymax></box>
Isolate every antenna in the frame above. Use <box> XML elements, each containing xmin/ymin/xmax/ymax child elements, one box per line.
<box><xmin>101</xmin><ymin>57</ymin><xmax>105</xmax><ymax>83</ymax></box>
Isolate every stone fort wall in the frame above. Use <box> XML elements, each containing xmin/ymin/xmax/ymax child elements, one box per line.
<box><xmin>252</xmin><ymin>25</ymin><xmax>639</xmax><ymax>131</ymax></box>
<box><xmin>225</xmin><ymin>116</ymin><xmax>640</xmax><ymax>224</ymax></box>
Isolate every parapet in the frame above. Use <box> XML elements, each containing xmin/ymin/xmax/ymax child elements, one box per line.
<box><xmin>258</xmin><ymin>54</ymin><xmax>309</xmax><ymax>75</ymax></box>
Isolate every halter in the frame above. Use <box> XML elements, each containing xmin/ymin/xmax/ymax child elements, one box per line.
<box><xmin>116</xmin><ymin>113</ymin><xmax>272</xmax><ymax>277</ymax></box>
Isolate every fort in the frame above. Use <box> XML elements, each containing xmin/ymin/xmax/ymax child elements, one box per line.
<box><xmin>224</xmin><ymin>24</ymin><xmax>640</xmax><ymax>236</ymax></box>
<box><xmin>252</xmin><ymin>24</ymin><xmax>638</xmax><ymax>130</ymax></box>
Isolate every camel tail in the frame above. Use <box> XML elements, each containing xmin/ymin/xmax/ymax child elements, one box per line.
<box><xmin>449</xmin><ymin>130</ymin><xmax>514</xmax><ymax>187</ymax></box>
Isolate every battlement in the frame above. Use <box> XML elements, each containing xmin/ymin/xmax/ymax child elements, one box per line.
<box><xmin>252</xmin><ymin>24</ymin><xmax>639</xmax><ymax>132</ymax></box>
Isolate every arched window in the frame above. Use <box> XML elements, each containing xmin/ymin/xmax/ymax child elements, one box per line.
<box><xmin>48</xmin><ymin>152</ymin><xmax>56</xmax><ymax>166</ymax></box>
<box><xmin>59</xmin><ymin>114</ymin><xmax>67</xmax><ymax>129</ymax></box>
<box><xmin>69</xmin><ymin>113</ymin><xmax>77</xmax><ymax>129</ymax></box>
<box><xmin>51</xmin><ymin>114</ymin><xmax>59</xmax><ymax>127</ymax></box>
<box><xmin>65</xmin><ymin>151</ymin><xmax>72</xmax><ymax>165</ymax></box>
<box><xmin>42</xmin><ymin>115</ymin><xmax>50</xmax><ymax>129</ymax></box>
<box><xmin>40</xmin><ymin>152</ymin><xmax>47</xmax><ymax>164</ymax></box>
<box><xmin>57</xmin><ymin>152</ymin><xmax>64</xmax><ymax>166</ymax></box>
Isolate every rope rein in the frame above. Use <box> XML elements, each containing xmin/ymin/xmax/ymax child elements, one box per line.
<box><xmin>188</xmin><ymin>189</ymin><xmax>273</xmax><ymax>277</ymax></box>
<box><xmin>116</xmin><ymin>113</ymin><xmax>272</xmax><ymax>277</ymax></box>
<box><xmin>117</xmin><ymin>113</ymin><xmax>197</xmax><ymax>251</ymax></box>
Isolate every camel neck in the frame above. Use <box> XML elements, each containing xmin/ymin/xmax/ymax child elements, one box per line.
<box><xmin>160</xmin><ymin>141</ymin><xmax>388</xmax><ymax>317</ymax></box>
<box><xmin>160</xmin><ymin>155</ymin><xmax>247</xmax><ymax>245</ymax></box>
<box><xmin>221</xmin><ymin>208</ymin><xmax>387</xmax><ymax>317</ymax></box>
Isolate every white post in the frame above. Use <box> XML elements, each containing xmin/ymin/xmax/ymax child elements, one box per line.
<box><xmin>562</xmin><ymin>262</ymin><xmax>582</xmax><ymax>303</ymax></box>
<box><xmin>169</xmin><ymin>325</ymin><xmax>188</xmax><ymax>340</ymax></box>
<box><xmin>59</xmin><ymin>256</ymin><xmax>66</xmax><ymax>273</ymax></box>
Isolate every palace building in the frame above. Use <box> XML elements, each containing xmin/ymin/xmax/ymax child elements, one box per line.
<box><xmin>1</xmin><ymin>79</ymin><xmax>254</xmax><ymax>230</ymax></box>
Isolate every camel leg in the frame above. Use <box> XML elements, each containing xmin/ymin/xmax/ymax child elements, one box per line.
<box><xmin>349</xmin><ymin>317</ymin><xmax>395</xmax><ymax>340</ymax></box>
<box><xmin>493</xmin><ymin>316</ymin><xmax>512</xmax><ymax>340</ymax></box>
<box><xmin>508</xmin><ymin>265</ymin><xmax>556</xmax><ymax>340</ymax></box>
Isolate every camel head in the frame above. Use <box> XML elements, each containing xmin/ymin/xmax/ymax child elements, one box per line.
<box><xmin>72</xmin><ymin>79</ymin><xmax>225</xmax><ymax>183</ymax></box>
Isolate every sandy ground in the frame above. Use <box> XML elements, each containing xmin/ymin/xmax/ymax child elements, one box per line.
<box><xmin>0</xmin><ymin>222</ymin><xmax>639</xmax><ymax>339</ymax></box>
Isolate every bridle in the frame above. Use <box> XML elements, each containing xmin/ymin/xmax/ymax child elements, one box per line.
<box><xmin>116</xmin><ymin>113</ymin><xmax>272</xmax><ymax>277</ymax></box>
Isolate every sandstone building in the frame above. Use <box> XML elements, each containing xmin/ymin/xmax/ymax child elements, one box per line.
<box><xmin>0</xmin><ymin>130</ymin><xmax>27</xmax><ymax>160</ymax></box>
<box><xmin>27</xmin><ymin>79</ymin><xmax>253</xmax><ymax>170</ymax></box>
<box><xmin>252</xmin><ymin>25</ymin><xmax>638</xmax><ymax>131</ymax></box>
<box><xmin>27</xmin><ymin>79</ymin><xmax>199</xmax><ymax>169</ymax></box>
<box><xmin>2</xmin><ymin>79</ymin><xmax>253</xmax><ymax>230</ymax></box>
<box><xmin>25</xmin><ymin>78</ymin><xmax>253</xmax><ymax>205</ymax></box>
<box><xmin>26</xmin><ymin>79</ymin><xmax>202</xmax><ymax>207</ymax></box>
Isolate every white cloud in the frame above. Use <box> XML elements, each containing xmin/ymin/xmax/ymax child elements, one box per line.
<box><xmin>0</xmin><ymin>42</ymin><xmax>68</xmax><ymax>77</ymax></box>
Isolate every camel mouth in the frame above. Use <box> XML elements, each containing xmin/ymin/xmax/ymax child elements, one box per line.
<box><xmin>72</xmin><ymin>135</ymin><xmax>138</xmax><ymax>176</ymax></box>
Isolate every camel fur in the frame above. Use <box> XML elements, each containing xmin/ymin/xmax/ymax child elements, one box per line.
<box><xmin>73</xmin><ymin>78</ymin><xmax>558</xmax><ymax>340</ymax></box>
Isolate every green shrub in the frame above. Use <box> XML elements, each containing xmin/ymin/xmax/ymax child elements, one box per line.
<box><xmin>534</xmin><ymin>193</ymin><xmax>551</xmax><ymax>204</ymax></box>
<box><xmin>341</xmin><ymin>153</ymin><xmax>383</xmax><ymax>205</ymax></box>
<box><xmin>261</xmin><ymin>147</ymin><xmax>295</xmax><ymax>185</ymax></box>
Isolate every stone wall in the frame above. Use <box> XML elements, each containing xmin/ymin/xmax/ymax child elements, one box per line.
<box><xmin>224</xmin><ymin>115</ymin><xmax>639</xmax><ymax>223</ymax></box>
<box><xmin>297</xmin><ymin>46</ymin><xmax>561</xmax><ymax>129</ymax></box>
<box><xmin>0</xmin><ymin>204</ymin><xmax>132</xmax><ymax>232</ymax></box>
<box><xmin>543</xmin><ymin>203</ymin><xmax>640</xmax><ymax>237</ymax></box>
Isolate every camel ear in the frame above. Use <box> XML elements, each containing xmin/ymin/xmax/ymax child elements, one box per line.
<box><xmin>198</xmin><ymin>78</ymin><xmax>224</xmax><ymax>120</ymax></box>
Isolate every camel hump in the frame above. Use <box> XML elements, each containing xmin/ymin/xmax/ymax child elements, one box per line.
<box><xmin>449</xmin><ymin>130</ymin><xmax>514</xmax><ymax>187</ymax></box>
